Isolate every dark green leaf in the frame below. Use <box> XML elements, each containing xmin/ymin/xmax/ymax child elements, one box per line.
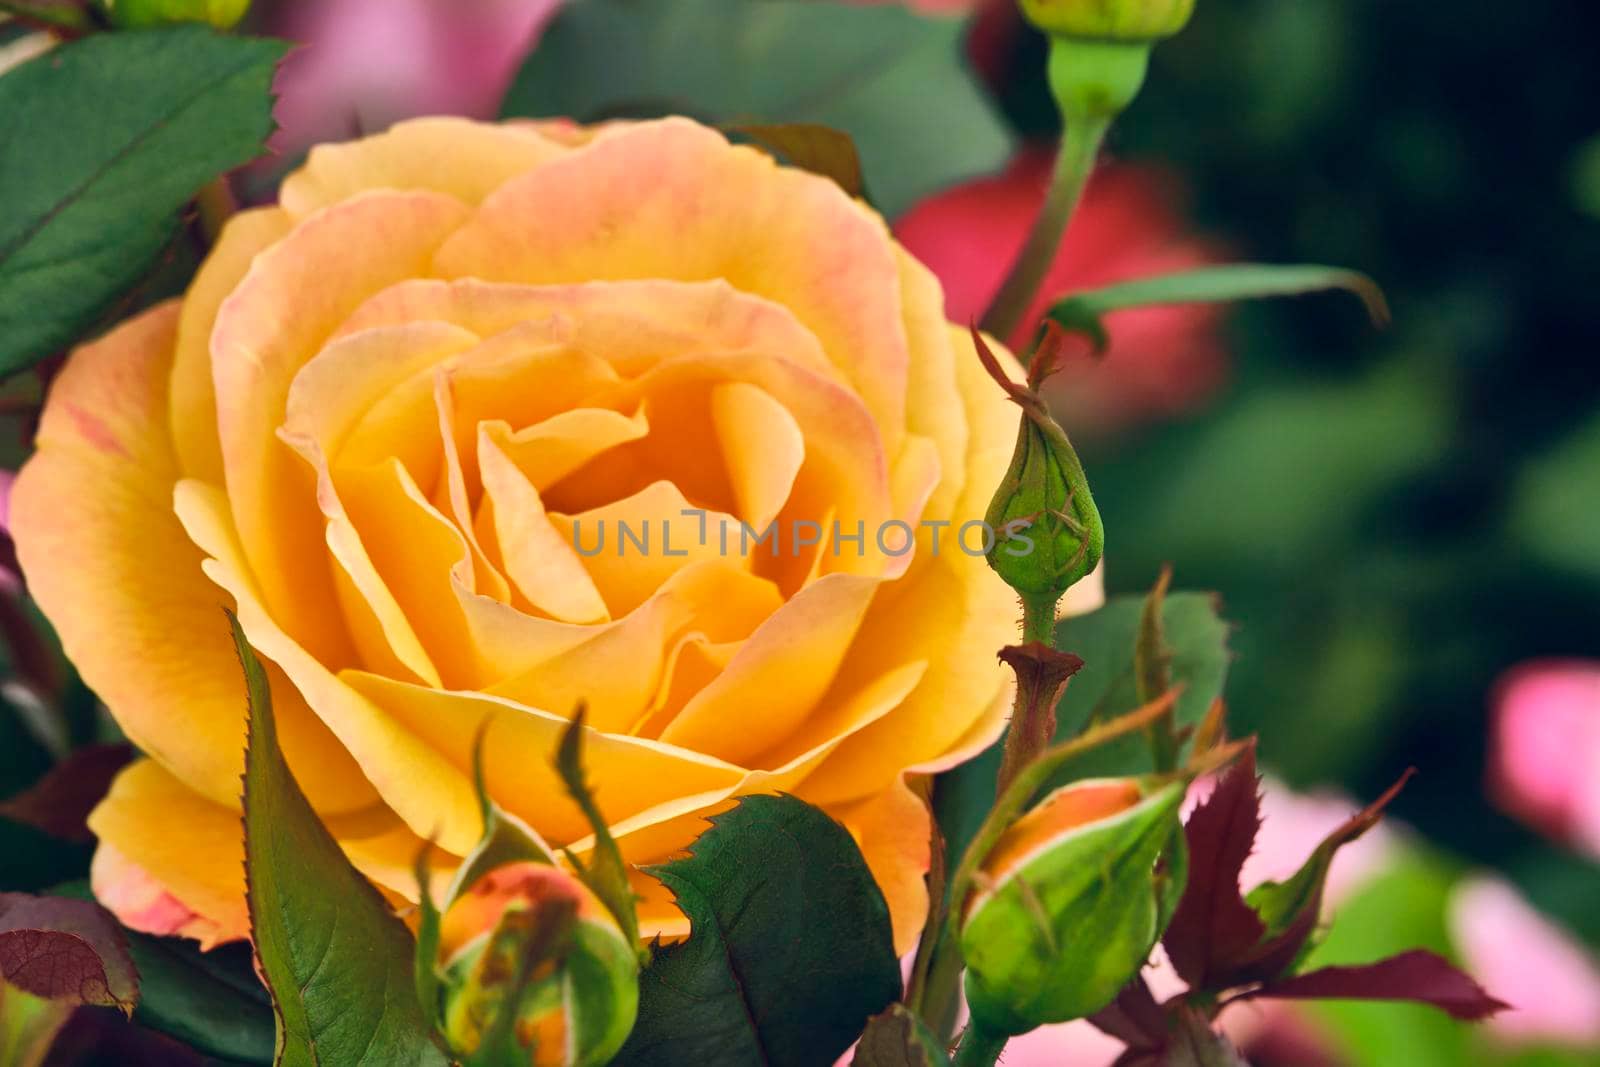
<box><xmin>0</xmin><ymin>816</ymin><xmax>92</xmax><ymax>892</ymax></box>
<box><xmin>233</xmin><ymin>614</ymin><xmax>448</xmax><ymax>1067</ymax></box>
<box><xmin>936</xmin><ymin>591</ymin><xmax>1232</xmax><ymax>868</ymax></box>
<box><xmin>500</xmin><ymin>0</ymin><xmax>1012</xmax><ymax>218</ymax></box>
<box><xmin>851</xmin><ymin>1005</ymin><xmax>950</xmax><ymax>1067</ymax></box>
<box><xmin>615</xmin><ymin>794</ymin><xmax>900</xmax><ymax>1067</ymax></box>
<box><xmin>1046</xmin><ymin>264</ymin><xmax>1389</xmax><ymax>353</ymax></box>
<box><xmin>0</xmin><ymin>26</ymin><xmax>286</xmax><ymax>376</ymax></box>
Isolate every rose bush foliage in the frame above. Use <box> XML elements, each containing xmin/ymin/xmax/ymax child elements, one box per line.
<box><xmin>11</xmin><ymin>117</ymin><xmax>1103</xmax><ymax>953</ymax></box>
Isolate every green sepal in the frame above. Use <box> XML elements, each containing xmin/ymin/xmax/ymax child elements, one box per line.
<box><xmin>961</xmin><ymin>780</ymin><xmax>1186</xmax><ymax>1035</ymax></box>
<box><xmin>555</xmin><ymin>705</ymin><xmax>644</xmax><ymax>960</ymax></box>
<box><xmin>440</xmin><ymin>719</ymin><xmax>559</xmax><ymax>912</ymax></box>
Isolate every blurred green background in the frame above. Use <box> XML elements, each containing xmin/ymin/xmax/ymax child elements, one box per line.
<box><xmin>1040</xmin><ymin>0</ymin><xmax>1600</xmax><ymax>940</ymax></box>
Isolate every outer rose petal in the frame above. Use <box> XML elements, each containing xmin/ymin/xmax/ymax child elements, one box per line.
<box><xmin>88</xmin><ymin>760</ymin><xmax>250</xmax><ymax>949</ymax></box>
<box><xmin>434</xmin><ymin>119</ymin><xmax>911</xmax><ymax>451</ymax></box>
<box><xmin>279</xmin><ymin>116</ymin><xmax>570</xmax><ymax>218</ymax></box>
<box><xmin>211</xmin><ymin>189</ymin><xmax>471</xmax><ymax>666</ymax></box>
<box><xmin>833</xmin><ymin>775</ymin><xmax>934</xmax><ymax>956</ymax></box>
<box><xmin>11</xmin><ymin>304</ymin><xmax>375</xmax><ymax>813</ymax></box>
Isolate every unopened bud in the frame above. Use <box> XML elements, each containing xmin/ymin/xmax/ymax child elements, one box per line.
<box><xmin>961</xmin><ymin>778</ymin><xmax>1186</xmax><ymax>1034</ymax></box>
<box><xmin>1018</xmin><ymin>0</ymin><xmax>1195</xmax><ymax>42</ymax></box>
<box><xmin>982</xmin><ymin>384</ymin><xmax>1104</xmax><ymax>604</ymax></box>
<box><xmin>99</xmin><ymin>0</ymin><xmax>250</xmax><ymax>29</ymax></box>
<box><xmin>439</xmin><ymin>863</ymin><xmax>639</xmax><ymax>1067</ymax></box>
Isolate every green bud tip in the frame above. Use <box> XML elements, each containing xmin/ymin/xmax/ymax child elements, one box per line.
<box><xmin>1017</xmin><ymin>0</ymin><xmax>1196</xmax><ymax>43</ymax></box>
<box><xmin>438</xmin><ymin>862</ymin><xmax>640</xmax><ymax>1067</ymax></box>
<box><xmin>973</xmin><ymin>326</ymin><xmax>1104</xmax><ymax>604</ymax></box>
<box><xmin>100</xmin><ymin>0</ymin><xmax>251</xmax><ymax>30</ymax></box>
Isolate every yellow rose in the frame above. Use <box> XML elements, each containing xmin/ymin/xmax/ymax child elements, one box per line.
<box><xmin>11</xmin><ymin>117</ymin><xmax>1103</xmax><ymax>953</ymax></box>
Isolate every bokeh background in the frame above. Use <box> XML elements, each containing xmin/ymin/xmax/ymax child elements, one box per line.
<box><xmin>3</xmin><ymin>1</ymin><xmax>1598</xmax><ymax>1063</ymax></box>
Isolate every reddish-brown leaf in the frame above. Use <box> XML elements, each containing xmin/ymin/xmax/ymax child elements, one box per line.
<box><xmin>1236</xmin><ymin>949</ymin><xmax>1509</xmax><ymax>1021</ymax></box>
<box><xmin>1226</xmin><ymin>769</ymin><xmax>1415</xmax><ymax>983</ymax></box>
<box><xmin>0</xmin><ymin>893</ymin><xmax>138</xmax><ymax>1014</ymax></box>
<box><xmin>1162</xmin><ymin>743</ymin><xmax>1265</xmax><ymax>987</ymax></box>
<box><xmin>0</xmin><ymin>744</ymin><xmax>133</xmax><ymax>843</ymax></box>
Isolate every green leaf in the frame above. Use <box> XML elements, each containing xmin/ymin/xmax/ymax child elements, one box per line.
<box><xmin>615</xmin><ymin>794</ymin><xmax>900</xmax><ymax>1066</ymax></box>
<box><xmin>851</xmin><ymin>1005</ymin><xmax>950</xmax><ymax>1067</ymax></box>
<box><xmin>500</xmin><ymin>0</ymin><xmax>1012</xmax><ymax>218</ymax></box>
<box><xmin>555</xmin><ymin>705</ymin><xmax>643</xmax><ymax>953</ymax></box>
<box><xmin>1513</xmin><ymin>413</ymin><xmax>1600</xmax><ymax>584</ymax></box>
<box><xmin>935</xmin><ymin>591</ymin><xmax>1230</xmax><ymax>871</ymax></box>
<box><xmin>232</xmin><ymin>613</ymin><xmax>448</xmax><ymax>1067</ymax></box>
<box><xmin>1046</xmin><ymin>264</ymin><xmax>1389</xmax><ymax>352</ymax></box>
<box><xmin>0</xmin><ymin>26</ymin><xmax>286</xmax><ymax>376</ymax></box>
<box><xmin>128</xmin><ymin>935</ymin><xmax>276</xmax><ymax>1064</ymax></box>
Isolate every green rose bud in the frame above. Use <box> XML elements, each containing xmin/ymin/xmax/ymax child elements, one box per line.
<box><xmin>975</xmin><ymin>329</ymin><xmax>1103</xmax><ymax>606</ymax></box>
<box><xmin>1018</xmin><ymin>0</ymin><xmax>1196</xmax><ymax>42</ymax></box>
<box><xmin>961</xmin><ymin>778</ymin><xmax>1187</xmax><ymax>1035</ymax></box>
<box><xmin>438</xmin><ymin>862</ymin><xmax>639</xmax><ymax>1067</ymax></box>
<box><xmin>99</xmin><ymin>0</ymin><xmax>250</xmax><ymax>30</ymax></box>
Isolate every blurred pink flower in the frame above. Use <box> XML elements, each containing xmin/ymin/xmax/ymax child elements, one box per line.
<box><xmin>268</xmin><ymin>0</ymin><xmax>561</xmax><ymax>155</ymax></box>
<box><xmin>895</xmin><ymin>149</ymin><xmax>1227</xmax><ymax>435</ymax></box>
<box><xmin>1488</xmin><ymin>659</ymin><xmax>1600</xmax><ymax>856</ymax></box>
<box><xmin>1449</xmin><ymin>877</ymin><xmax>1600</xmax><ymax>1046</ymax></box>
<box><xmin>985</xmin><ymin>778</ymin><xmax>1394</xmax><ymax>1065</ymax></box>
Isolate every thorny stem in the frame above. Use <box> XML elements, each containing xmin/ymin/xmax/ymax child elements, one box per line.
<box><xmin>994</xmin><ymin>592</ymin><xmax>1064</xmax><ymax>797</ymax></box>
<box><xmin>952</xmin><ymin>1022</ymin><xmax>1009</xmax><ymax>1067</ymax></box>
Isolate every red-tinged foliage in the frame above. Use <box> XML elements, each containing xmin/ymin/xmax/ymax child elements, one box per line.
<box><xmin>1089</xmin><ymin>975</ymin><xmax>1167</xmax><ymax>1052</ymax></box>
<box><xmin>1234</xmin><ymin>949</ymin><xmax>1510</xmax><ymax>1022</ymax></box>
<box><xmin>0</xmin><ymin>745</ymin><xmax>133</xmax><ymax>843</ymax></box>
<box><xmin>1162</xmin><ymin>744</ymin><xmax>1267</xmax><ymax>989</ymax></box>
<box><xmin>0</xmin><ymin>893</ymin><xmax>138</xmax><ymax>1014</ymax></box>
<box><xmin>1164</xmin><ymin>751</ymin><xmax>1422</xmax><ymax>993</ymax></box>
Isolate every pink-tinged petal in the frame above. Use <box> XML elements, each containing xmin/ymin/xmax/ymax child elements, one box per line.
<box><xmin>434</xmin><ymin>119</ymin><xmax>911</xmax><ymax>449</ymax></box>
<box><xmin>210</xmin><ymin>189</ymin><xmax>470</xmax><ymax>667</ymax></box>
<box><xmin>88</xmin><ymin>760</ymin><xmax>250</xmax><ymax>950</ymax></box>
<box><xmin>1488</xmin><ymin>659</ymin><xmax>1600</xmax><ymax>855</ymax></box>
<box><xmin>279</xmin><ymin>116</ymin><xmax>568</xmax><ymax>218</ymax></box>
<box><xmin>12</xmin><ymin>304</ymin><xmax>376</xmax><ymax>814</ymax></box>
<box><xmin>1449</xmin><ymin>877</ymin><xmax>1600</xmax><ymax>1045</ymax></box>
